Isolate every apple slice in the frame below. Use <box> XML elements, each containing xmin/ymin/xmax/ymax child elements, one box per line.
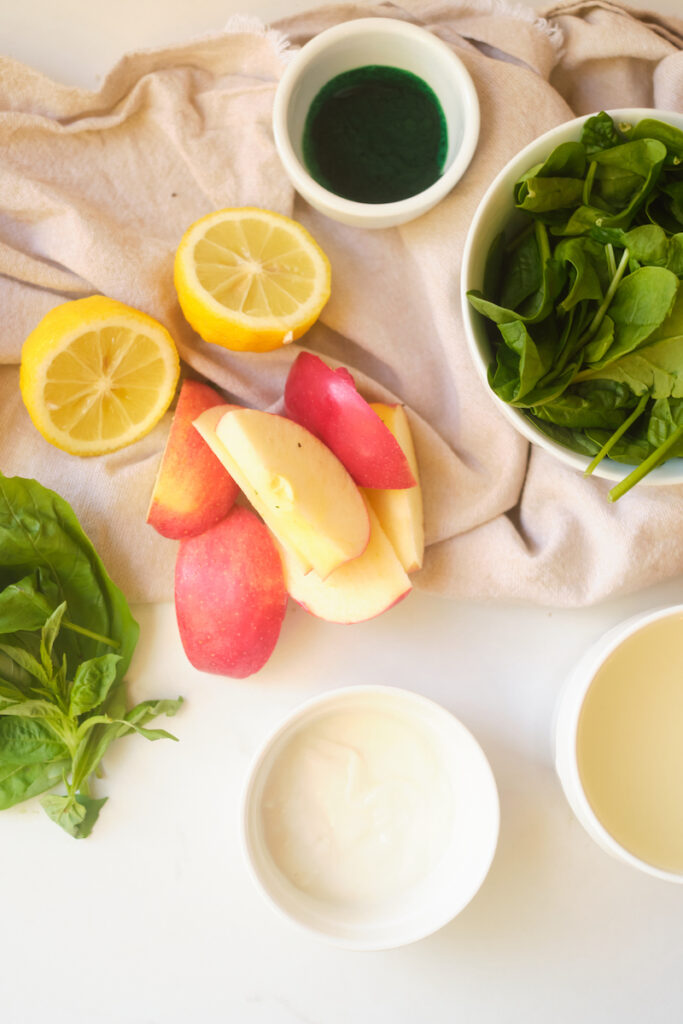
<box><xmin>364</xmin><ymin>403</ymin><xmax>424</xmax><ymax>573</ymax></box>
<box><xmin>277</xmin><ymin>501</ymin><xmax>411</xmax><ymax>623</ymax></box>
<box><xmin>284</xmin><ymin>352</ymin><xmax>416</xmax><ymax>489</ymax></box>
<box><xmin>193</xmin><ymin>406</ymin><xmax>370</xmax><ymax>579</ymax></box>
<box><xmin>175</xmin><ymin>506</ymin><xmax>287</xmax><ymax>678</ymax></box>
<box><xmin>147</xmin><ymin>379</ymin><xmax>239</xmax><ymax>539</ymax></box>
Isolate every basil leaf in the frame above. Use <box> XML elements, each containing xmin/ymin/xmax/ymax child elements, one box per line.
<box><xmin>0</xmin><ymin>573</ymin><xmax>53</xmax><ymax>634</ymax></box>
<box><xmin>0</xmin><ymin>642</ymin><xmax>50</xmax><ymax>688</ymax></box>
<box><xmin>69</xmin><ymin>654</ymin><xmax>121</xmax><ymax>717</ymax></box>
<box><xmin>0</xmin><ymin>678</ymin><xmax>28</xmax><ymax>702</ymax></box>
<box><xmin>41</xmin><ymin>792</ymin><xmax>108</xmax><ymax>839</ymax></box>
<box><xmin>0</xmin><ymin>759</ymin><xmax>69</xmax><ymax>810</ymax></box>
<box><xmin>0</xmin><ymin>475</ymin><xmax>139</xmax><ymax>686</ymax></box>
<box><xmin>0</xmin><ymin>717</ymin><xmax>68</xmax><ymax>765</ymax></box>
<box><xmin>40</xmin><ymin>603</ymin><xmax>66</xmax><ymax>678</ymax></box>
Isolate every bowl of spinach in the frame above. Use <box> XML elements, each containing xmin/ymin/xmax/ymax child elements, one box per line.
<box><xmin>461</xmin><ymin>109</ymin><xmax>683</xmax><ymax>500</ymax></box>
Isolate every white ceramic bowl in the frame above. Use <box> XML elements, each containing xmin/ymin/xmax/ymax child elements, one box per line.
<box><xmin>461</xmin><ymin>108</ymin><xmax>683</xmax><ymax>485</ymax></box>
<box><xmin>272</xmin><ymin>18</ymin><xmax>480</xmax><ymax>229</ymax></box>
<box><xmin>554</xmin><ymin>604</ymin><xmax>683</xmax><ymax>883</ymax></box>
<box><xmin>241</xmin><ymin>685</ymin><xmax>499</xmax><ymax>949</ymax></box>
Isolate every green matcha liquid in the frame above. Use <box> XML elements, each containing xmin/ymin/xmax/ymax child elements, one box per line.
<box><xmin>302</xmin><ymin>65</ymin><xmax>448</xmax><ymax>205</ymax></box>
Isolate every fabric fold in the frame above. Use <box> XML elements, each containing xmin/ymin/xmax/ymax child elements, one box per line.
<box><xmin>0</xmin><ymin>0</ymin><xmax>681</xmax><ymax>606</ymax></box>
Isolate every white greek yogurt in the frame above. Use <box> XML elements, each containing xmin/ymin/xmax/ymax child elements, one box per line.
<box><xmin>242</xmin><ymin>687</ymin><xmax>499</xmax><ymax>949</ymax></box>
<box><xmin>260</xmin><ymin>706</ymin><xmax>454</xmax><ymax>906</ymax></box>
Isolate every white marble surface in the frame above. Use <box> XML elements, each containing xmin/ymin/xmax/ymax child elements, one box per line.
<box><xmin>1</xmin><ymin>3</ymin><xmax>683</xmax><ymax>1023</ymax></box>
<box><xmin>0</xmin><ymin>0</ymin><xmax>681</xmax><ymax>88</ymax></box>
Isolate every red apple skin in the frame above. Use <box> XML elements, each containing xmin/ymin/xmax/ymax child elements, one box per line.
<box><xmin>175</xmin><ymin>507</ymin><xmax>287</xmax><ymax>679</ymax></box>
<box><xmin>284</xmin><ymin>353</ymin><xmax>416</xmax><ymax>489</ymax></box>
<box><xmin>147</xmin><ymin>380</ymin><xmax>239</xmax><ymax>539</ymax></box>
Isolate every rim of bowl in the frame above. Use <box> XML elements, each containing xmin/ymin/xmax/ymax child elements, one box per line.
<box><xmin>555</xmin><ymin>603</ymin><xmax>683</xmax><ymax>883</ymax></box>
<box><xmin>460</xmin><ymin>107</ymin><xmax>683</xmax><ymax>485</ymax></box>
<box><xmin>241</xmin><ymin>684</ymin><xmax>500</xmax><ymax>950</ymax></box>
<box><xmin>272</xmin><ymin>18</ymin><xmax>480</xmax><ymax>226</ymax></box>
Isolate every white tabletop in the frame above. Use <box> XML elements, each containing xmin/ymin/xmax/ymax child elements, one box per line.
<box><xmin>1</xmin><ymin>3</ymin><xmax>683</xmax><ymax>1023</ymax></box>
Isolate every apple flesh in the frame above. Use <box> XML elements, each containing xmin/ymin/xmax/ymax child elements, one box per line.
<box><xmin>193</xmin><ymin>406</ymin><xmax>370</xmax><ymax>579</ymax></box>
<box><xmin>284</xmin><ymin>352</ymin><xmax>416</xmax><ymax>489</ymax></box>
<box><xmin>147</xmin><ymin>379</ymin><xmax>239</xmax><ymax>539</ymax></box>
<box><xmin>277</xmin><ymin>500</ymin><xmax>411</xmax><ymax>624</ymax></box>
<box><xmin>175</xmin><ymin>506</ymin><xmax>287</xmax><ymax>678</ymax></box>
<box><xmin>364</xmin><ymin>403</ymin><xmax>424</xmax><ymax>573</ymax></box>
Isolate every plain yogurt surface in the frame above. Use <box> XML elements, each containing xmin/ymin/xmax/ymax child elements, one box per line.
<box><xmin>260</xmin><ymin>707</ymin><xmax>454</xmax><ymax>906</ymax></box>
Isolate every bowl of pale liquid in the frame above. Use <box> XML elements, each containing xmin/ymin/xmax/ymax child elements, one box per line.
<box><xmin>555</xmin><ymin>604</ymin><xmax>683</xmax><ymax>882</ymax></box>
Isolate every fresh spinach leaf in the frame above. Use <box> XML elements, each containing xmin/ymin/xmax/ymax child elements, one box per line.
<box><xmin>468</xmin><ymin>111</ymin><xmax>683</xmax><ymax>496</ymax></box>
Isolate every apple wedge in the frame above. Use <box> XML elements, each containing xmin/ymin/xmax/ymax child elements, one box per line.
<box><xmin>193</xmin><ymin>406</ymin><xmax>370</xmax><ymax>579</ymax></box>
<box><xmin>175</xmin><ymin>506</ymin><xmax>287</xmax><ymax>678</ymax></box>
<box><xmin>284</xmin><ymin>352</ymin><xmax>416</xmax><ymax>489</ymax></box>
<box><xmin>147</xmin><ymin>379</ymin><xmax>239</xmax><ymax>539</ymax></box>
<box><xmin>364</xmin><ymin>403</ymin><xmax>424</xmax><ymax>573</ymax></box>
<box><xmin>277</xmin><ymin>501</ymin><xmax>411</xmax><ymax>623</ymax></box>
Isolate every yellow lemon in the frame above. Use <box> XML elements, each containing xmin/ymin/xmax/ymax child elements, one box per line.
<box><xmin>20</xmin><ymin>296</ymin><xmax>180</xmax><ymax>457</ymax></box>
<box><xmin>174</xmin><ymin>207</ymin><xmax>331</xmax><ymax>353</ymax></box>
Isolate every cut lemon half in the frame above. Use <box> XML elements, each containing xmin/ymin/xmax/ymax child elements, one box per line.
<box><xmin>20</xmin><ymin>296</ymin><xmax>180</xmax><ymax>457</ymax></box>
<box><xmin>174</xmin><ymin>207</ymin><xmax>331</xmax><ymax>353</ymax></box>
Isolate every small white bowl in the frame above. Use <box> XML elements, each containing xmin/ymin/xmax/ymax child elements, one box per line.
<box><xmin>554</xmin><ymin>604</ymin><xmax>683</xmax><ymax>883</ymax></box>
<box><xmin>272</xmin><ymin>18</ymin><xmax>480</xmax><ymax>229</ymax></box>
<box><xmin>241</xmin><ymin>685</ymin><xmax>499</xmax><ymax>949</ymax></box>
<box><xmin>461</xmin><ymin>108</ymin><xmax>683</xmax><ymax>485</ymax></box>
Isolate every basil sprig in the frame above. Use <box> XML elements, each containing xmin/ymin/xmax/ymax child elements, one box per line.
<box><xmin>468</xmin><ymin>112</ymin><xmax>683</xmax><ymax>500</ymax></box>
<box><xmin>0</xmin><ymin>474</ymin><xmax>182</xmax><ymax>838</ymax></box>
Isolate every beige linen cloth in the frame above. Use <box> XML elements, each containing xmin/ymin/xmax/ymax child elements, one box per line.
<box><xmin>0</xmin><ymin>0</ymin><xmax>682</xmax><ymax>605</ymax></box>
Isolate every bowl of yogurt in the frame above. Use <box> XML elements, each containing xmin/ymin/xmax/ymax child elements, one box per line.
<box><xmin>241</xmin><ymin>685</ymin><xmax>499</xmax><ymax>949</ymax></box>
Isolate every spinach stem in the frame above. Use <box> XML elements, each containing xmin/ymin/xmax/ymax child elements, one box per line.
<box><xmin>609</xmin><ymin>421</ymin><xmax>683</xmax><ymax>501</ymax></box>
<box><xmin>605</xmin><ymin>242</ymin><xmax>616</xmax><ymax>279</ymax></box>
<box><xmin>62</xmin><ymin>619</ymin><xmax>119</xmax><ymax>649</ymax></box>
<box><xmin>578</xmin><ymin>246</ymin><xmax>630</xmax><ymax>347</ymax></box>
<box><xmin>584</xmin><ymin>393</ymin><xmax>649</xmax><ymax>476</ymax></box>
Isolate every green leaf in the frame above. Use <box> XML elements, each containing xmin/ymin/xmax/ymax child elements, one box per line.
<box><xmin>581</xmin><ymin>112</ymin><xmax>622</xmax><ymax>156</ymax></box>
<box><xmin>532</xmin><ymin>380</ymin><xmax>637</xmax><ymax>429</ymax></box>
<box><xmin>124</xmin><ymin>696</ymin><xmax>184</xmax><ymax>726</ymax></box>
<box><xmin>585</xmin><ymin>266</ymin><xmax>679</xmax><ymax>369</ymax></box>
<box><xmin>0</xmin><ymin>642</ymin><xmax>50</xmax><ymax>688</ymax></box>
<box><xmin>40</xmin><ymin>602</ymin><xmax>66</xmax><ymax>678</ymax></box>
<box><xmin>0</xmin><ymin>573</ymin><xmax>53</xmax><ymax>634</ymax></box>
<box><xmin>0</xmin><ymin>475</ymin><xmax>139</xmax><ymax>685</ymax></box>
<box><xmin>0</xmin><ymin>759</ymin><xmax>69</xmax><ymax>810</ymax></box>
<box><xmin>554</xmin><ymin>237</ymin><xmax>605</xmax><ymax>312</ymax></box>
<box><xmin>0</xmin><ymin>698</ymin><xmax>69</xmax><ymax>725</ymax></box>
<box><xmin>629</xmin><ymin>118</ymin><xmax>683</xmax><ymax>161</ymax></box>
<box><xmin>41</xmin><ymin>792</ymin><xmax>108</xmax><ymax>839</ymax></box>
<box><xmin>69</xmin><ymin>654</ymin><xmax>121</xmax><ymax>717</ymax></box>
<box><xmin>0</xmin><ymin>716</ymin><xmax>68</xmax><ymax>765</ymax></box>
<box><xmin>70</xmin><ymin>697</ymin><xmax>184</xmax><ymax>796</ymax></box>
<box><xmin>0</xmin><ymin>678</ymin><xmax>28</xmax><ymax>702</ymax></box>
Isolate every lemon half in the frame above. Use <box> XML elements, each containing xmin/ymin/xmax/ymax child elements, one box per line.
<box><xmin>174</xmin><ymin>207</ymin><xmax>331</xmax><ymax>353</ymax></box>
<box><xmin>20</xmin><ymin>296</ymin><xmax>180</xmax><ymax>457</ymax></box>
